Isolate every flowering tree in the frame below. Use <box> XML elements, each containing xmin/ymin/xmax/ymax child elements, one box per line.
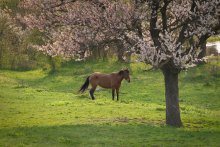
<box><xmin>17</xmin><ymin>0</ymin><xmax>220</xmax><ymax>127</ymax></box>
<box><xmin>17</xmin><ymin>0</ymin><xmax>144</xmax><ymax>60</ymax></box>
<box><xmin>136</xmin><ymin>0</ymin><xmax>219</xmax><ymax>127</ymax></box>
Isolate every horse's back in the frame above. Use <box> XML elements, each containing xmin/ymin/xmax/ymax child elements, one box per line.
<box><xmin>89</xmin><ymin>72</ymin><xmax>116</xmax><ymax>88</ymax></box>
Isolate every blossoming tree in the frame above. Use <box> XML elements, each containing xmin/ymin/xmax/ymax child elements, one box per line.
<box><xmin>17</xmin><ymin>0</ymin><xmax>219</xmax><ymax>127</ymax></box>
<box><xmin>136</xmin><ymin>0</ymin><xmax>219</xmax><ymax>127</ymax></box>
<box><xmin>17</xmin><ymin>0</ymin><xmax>143</xmax><ymax>60</ymax></box>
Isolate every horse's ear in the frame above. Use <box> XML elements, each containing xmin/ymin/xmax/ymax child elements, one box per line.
<box><xmin>119</xmin><ymin>70</ymin><xmax>124</xmax><ymax>75</ymax></box>
<box><xmin>123</xmin><ymin>67</ymin><xmax>129</xmax><ymax>73</ymax></box>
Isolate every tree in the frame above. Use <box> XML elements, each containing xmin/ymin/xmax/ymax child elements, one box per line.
<box><xmin>16</xmin><ymin>0</ymin><xmax>220</xmax><ymax>127</ymax></box>
<box><xmin>136</xmin><ymin>0</ymin><xmax>219</xmax><ymax>127</ymax></box>
<box><xmin>17</xmin><ymin>0</ymin><xmax>144</xmax><ymax>61</ymax></box>
<box><xmin>0</xmin><ymin>8</ymin><xmax>22</xmax><ymax>69</ymax></box>
<box><xmin>0</xmin><ymin>7</ymin><xmax>48</xmax><ymax>70</ymax></box>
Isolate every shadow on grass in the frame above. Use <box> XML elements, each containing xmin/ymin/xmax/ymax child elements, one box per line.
<box><xmin>75</xmin><ymin>94</ymin><xmax>91</xmax><ymax>100</ymax></box>
<box><xmin>15</xmin><ymin>61</ymin><xmax>132</xmax><ymax>94</ymax></box>
<box><xmin>0</xmin><ymin>124</ymin><xmax>219</xmax><ymax>147</ymax></box>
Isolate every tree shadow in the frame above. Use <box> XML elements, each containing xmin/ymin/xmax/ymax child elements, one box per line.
<box><xmin>0</xmin><ymin>124</ymin><xmax>219</xmax><ymax>146</ymax></box>
<box><xmin>13</xmin><ymin>61</ymin><xmax>133</xmax><ymax>94</ymax></box>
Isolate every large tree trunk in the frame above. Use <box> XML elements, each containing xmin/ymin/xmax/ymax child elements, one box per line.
<box><xmin>162</xmin><ymin>67</ymin><xmax>182</xmax><ymax>127</ymax></box>
<box><xmin>115</xmin><ymin>40</ymin><xmax>125</xmax><ymax>62</ymax></box>
<box><xmin>198</xmin><ymin>34</ymin><xmax>209</xmax><ymax>59</ymax></box>
<box><xmin>198</xmin><ymin>41</ymin><xmax>206</xmax><ymax>59</ymax></box>
<box><xmin>117</xmin><ymin>47</ymin><xmax>125</xmax><ymax>62</ymax></box>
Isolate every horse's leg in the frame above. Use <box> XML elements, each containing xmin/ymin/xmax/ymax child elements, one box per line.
<box><xmin>112</xmin><ymin>89</ymin><xmax>115</xmax><ymax>100</ymax></box>
<box><xmin>116</xmin><ymin>88</ymin><xmax>119</xmax><ymax>101</ymax></box>
<box><xmin>89</xmin><ymin>89</ymin><xmax>95</xmax><ymax>100</ymax></box>
<box><xmin>89</xmin><ymin>86</ymin><xmax>97</xmax><ymax>100</ymax></box>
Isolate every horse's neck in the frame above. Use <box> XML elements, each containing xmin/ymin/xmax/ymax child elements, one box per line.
<box><xmin>118</xmin><ymin>75</ymin><xmax>124</xmax><ymax>82</ymax></box>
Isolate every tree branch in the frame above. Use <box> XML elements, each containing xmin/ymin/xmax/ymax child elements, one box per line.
<box><xmin>150</xmin><ymin>0</ymin><xmax>160</xmax><ymax>48</ymax></box>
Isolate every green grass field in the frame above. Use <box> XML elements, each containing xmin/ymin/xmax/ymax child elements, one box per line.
<box><xmin>0</xmin><ymin>60</ymin><xmax>220</xmax><ymax>147</ymax></box>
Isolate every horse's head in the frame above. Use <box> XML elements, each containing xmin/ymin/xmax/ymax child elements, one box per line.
<box><xmin>119</xmin><ymin>68</ymin><xmax>130</xmax><ymax>83</ymax></box>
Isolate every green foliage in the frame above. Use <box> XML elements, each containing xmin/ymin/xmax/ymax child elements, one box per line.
<box><xmin>0</xmin><ymin>0</ymin><xmax>19</xmax><ymax>10</ymax></box>
<box><xmin>25</xmin><ymin>29</ymin><xmax>45</xmax><ymax>45</ymax></box>
<box><xmin>0</xmin><ymin>61</ymin><xmax>219</xmax><ymax>146</ymax></box>
<box><xmin>0</xmin><ymin>15</ymin><xmax>19</xmax><ymax>69</ymax></box>
<box><xmin>0</xmin><ymin>15</ymin><xmax>48</xmax><ymax>70</ymax></box>
<box><xmin>47</xmin><ymin>56</ymin><xmax>63</xmax><ymax>74</ymax></box>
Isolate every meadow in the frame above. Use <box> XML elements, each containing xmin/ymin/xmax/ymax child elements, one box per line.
<box><xmin>0</xmin><ymin>59</ymin><xmax>220</xmax><ymax>147</ymax></box>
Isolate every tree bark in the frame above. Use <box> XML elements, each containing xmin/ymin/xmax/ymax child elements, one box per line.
<box><xmin>117</xmin><ymin>47</ymin><xmax>125</xmax><ymax>62</ymax></box>
<box><xmin>198</xmin><ymin>41</ymin><xmax>206</xmax><ymax>59</ymax></box>
<box><xmin>48</xmin><ymin>56</ymin><xmax>56</xmax><ymax>74</ymax></box>
<box><xmin>115</xmin><ymin>40</ymin><xmax>125</xmax><ymax>62</ymax></box>
<box><xmin>198</xmin><ymin>34</ymin><xmax>209</xmax><ymax>59</ymax></box>
<box><xmin>162</xmin><ymin>67</ymin><xmax>182</xmax><ymax>127</ymax></box>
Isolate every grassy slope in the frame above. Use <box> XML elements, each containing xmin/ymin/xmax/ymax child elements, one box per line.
<box><xmin>207</xmin><ymin>36</ymin><xmax>220</xmax><ymax>42</ymax></box>
<box><xmin>0</xmin><ymin>60</ymin><xmax>220</xmax><ymax>147</ymax></box>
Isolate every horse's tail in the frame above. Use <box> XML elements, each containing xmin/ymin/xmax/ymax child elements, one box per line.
<box><xmin>79</xmin><ymin>76</ymin><xmax>90</xmax><ymax>93</ymax></box>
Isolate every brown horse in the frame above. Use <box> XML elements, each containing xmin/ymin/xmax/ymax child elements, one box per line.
<box><xmin>79</xmin><ymin>68</ymin><xmax>130</xmax><ymax>100</ymax></box>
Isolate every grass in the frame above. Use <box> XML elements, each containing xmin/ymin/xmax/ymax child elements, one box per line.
<box><xmin>0</xmin><ymin>59</ymin><xmax>220</xmax><ymax>146</ymax></box>
<box><xmin>207</xmin><ymin>36</ymin><xmax>220</xmax><ymax>42</ymax></box>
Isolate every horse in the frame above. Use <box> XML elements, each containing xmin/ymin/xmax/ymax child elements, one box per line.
<box><xmin>79</xmin><ymin>68</ymin><xmax>130</xmax><ymax>101</ymax></box>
